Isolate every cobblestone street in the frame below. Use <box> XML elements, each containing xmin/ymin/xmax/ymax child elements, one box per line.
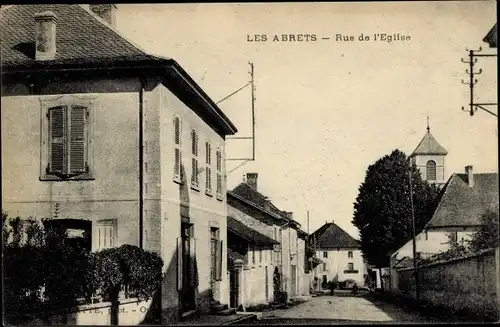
<box><xmin>236</xmin><ymin>295</ymin><xmax>449</xmax><ymax>324</ymax></box>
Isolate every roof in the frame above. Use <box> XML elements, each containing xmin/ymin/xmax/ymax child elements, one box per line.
<box><xmin>310</xmin><ymin>222</ymin><xmax>360</xmax><ymax>249</ymax></box>
<box><xmin>231</xmin><ymin>183</ymin><xmax>301</xmax><ymax>228</ymax></box>
<box><xmin>411</xmin><ymin>131</ymin><xmax>448</xmax><ymax>156</ymax></box>
<box><xmin>425</xmin><ymin>173</ymin><xmax>499</xmax><ymax>229</ymax></box>
<box><xmin>483</xmin><ymin>23</ymin><xmax>497</xmax><ymax>48</ymax></box>
<box><xmin>1</xmin><ymin>5</ymin><xmax>155</xmax><ymax>68</ymax></box>
<box><xmin>0</xmin><ymin>5</ymin><xmax>237</xmax><ymax>136</ymax></box>
<box><xmin>227</xmin><ymin>248</ymin><xmax>246</xmax><ymax>262</ymax></box>
<box><xmin>227</xmin><ymin>191</ymin><xmax>288</xmax><ymax>225</ymax></box>
<box><xmin>227</xmin><ymin>216</ymin><xmax>279</xmax><ymax>246</ymax></box>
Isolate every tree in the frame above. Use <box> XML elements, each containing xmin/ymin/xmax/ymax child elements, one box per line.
<box><xmin>352</xmin><ymin>149</ymin><xmax>439</xmax><ymax>269</ymax></box>
<box><xmin>468</xmin><ymin>208</ymin><xmax>500</xmax><ymax>252</ymax></box>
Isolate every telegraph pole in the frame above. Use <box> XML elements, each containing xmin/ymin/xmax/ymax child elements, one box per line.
<box><xmin>408</xmin><ymin>167</ymin><xmax>420</xmax><ymax>301</ymax></box>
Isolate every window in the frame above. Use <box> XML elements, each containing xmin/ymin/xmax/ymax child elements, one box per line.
<box><xmin>348</xmin><ymin>251</ymin><xmax>353</xmax><ymax>258</ymax></box>
<box><xmin>259</xmin><ymin>249</ymin><xmax>262</xmax><ymax>263</ymax></box>
<box><xmin>205</xmin><ymin>141</ymin><xmax>212</xmax><ymax>195</ymax></box>
<box><xmin>191</xmin><ymin>129</ymin><xmax>199</xmax><ymax>189</ymax></box>
<box><xmin>252</xmin><ymin>247</ymin><xmax>256</xmax><ymax>264</ymax></box>
<box><xmin>449</xmin><ymin>231</ymin><xmax>458</xmax><ymax>244</ymax></box>
<box><xmin>425</xmin><ymin>230</ymin><xmax>428</xmax><ymax>241</ymax></box>
<box><xmin>322</xmin><ymin>262</ymin><xmax>327</xmax><ymax>271</ymax></box>
<box><xmin>173</xmin><ymin>115</ymin><xmax>182</xmax><ymax>182</ymax></box>
<box><xmin>216</xmin><ymin>147</ymin><xmax>223</xmax><ymax>200</ymax></box>
<box><xmin>426</xmin><ymin>160</ymin><xmax>437</xmax><ymax>181</ymax></box>
<box><xmin>323</xmin><ymin>251</ymin><xmax>328</xmax><ymax>258</ymax></box>
<box><xmin>40</xmin><ymin>96</ymin><xmax>95</xmax><ymax>181</ymax></box>
<box><xmin>96</xmin><ymin>220</ymin><xmax>117</xmax><ymax>251</ymax></box>
<box><xmin>348</xmin><ymin>263</ymin><xmax>354</xmax><ymax>271</ymax></box>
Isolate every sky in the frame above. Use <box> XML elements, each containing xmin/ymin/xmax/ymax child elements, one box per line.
<box><xmin>117</xmin><ymin>1</ymin><xmax>498</xmax><ymax>239</ymax></box>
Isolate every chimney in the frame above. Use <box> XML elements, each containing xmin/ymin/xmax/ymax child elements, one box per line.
<box><xmin>90</xmin><ymin>4</ymin><xmax>117</xmax><ymax>27</ymax></box>
<box><xmin>33</xmin><ymin>11</ymin><xmax>58</xmax><ymax>61</ymax></box>
<box><xmin>465</xmin><ymin>165</ymin><xmax>474</xmax><ymax>187</ymax></box>
<box><xmin>284</xmin><ymin>212</ymin><xmax>293</xmax><ymax>219</ymax></box>
<box><xmin>263</xmin><ymin>198</ymin><xmax>271</xmax><ymax>211</ymax></box>
<box><xmin>246</xmin><ymin>173</ymin><xmax>258</xmax><ymax>190</ymax></box>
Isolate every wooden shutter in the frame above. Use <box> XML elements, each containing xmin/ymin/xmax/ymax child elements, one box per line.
<box><xmin>206</xmin><ymin>167</ymin><xmax>211</xmax><ymax>192</ymax></box>
<box><xmin>69</xmin><ymin>106</ymin><xmax>87</xmax><ymax>173</ymax></box>
<box><xmin>48</xmin><ymin>106</ymin><xmax>67</xmax><ymax>174</ymax></box>
<box><xmin>174</xmin><ymin>116</ymin><xmax>180</xmax><ymax>146</ymax></box>
<box><xmin>177</xmin><ymin>237</ymin><xmax>183</xmax><ymax>291</ymax></box>
<box><xmin>215</xmin><ymin>240</ymin><xmax>223</xmax><ymax>281</ymax></box>
<box><xmin>189</xmin><ymin>238</ymin><xmax>198</xmax><ymax>287</ymax></box>
<box><xmin>174</xmin><ymin>116</ymin><xmax>182</xmax><ymax>180</ymax></box>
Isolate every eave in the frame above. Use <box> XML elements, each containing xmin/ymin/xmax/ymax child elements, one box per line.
<box><xmin>1</xmin><ymin>57</ymin><xmax>238</xmax><ymax>136</ymax></box>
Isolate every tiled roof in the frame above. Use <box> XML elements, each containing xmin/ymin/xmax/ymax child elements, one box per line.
<box><xmin>425</xmin><ymin>173</ymin><xmax>499</xmax><ymax>228</ymax></box>
<box><xmin>231</xmin><ymin>183</ymin><xmax>301</xmax><ymax>227</ymax></box>
<box><xmin>483</xmin><ymin>23</ymin><xmax>497</xmax><ymax>48</ymax></box>
<box><xmin>1</xmin><ymin>5</ymin><xmax>156</xmax><ymax>68</ymax></box>
<box><xmin>310</xmin><ymin>222</ymin><xmax>360</xmax><ymax>249</ymax></box>
<box><xmin>411</xmin><ymin>131</ymin><xmax>448</xmax><ymax>156</ymax></box>
<box><xmin>227</xmin><ymin>216</ymin><xmax>279</xmax><ymax>246</ymax></box>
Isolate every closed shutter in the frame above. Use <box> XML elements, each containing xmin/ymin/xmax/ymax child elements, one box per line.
<box><xmin>174</xmin><ymin>116</ymin><xmax>181</xmax><ymax>180</ymax></box>
<box><xmin>69</xmin><ymin>106</ymin><xmax>87</xmax><ymax>173</ymax></box>
<box><xmin>177</xmin><ymin>237</ymin><xmax>183</xmax><ymax>291</ymax></box>
<box><xmin>48</xmin><ymin>106</ymin><xmax>67</xmax><ymax>174</ymax></box>
<box><xmin>206</xmin><ymin>167</ymin><xmax>212</xmax><ymax>191</ymax></box>
<box><xmin>189</xmin><ymin>238</ymin><xmax>198</xmax><ymax>286</ymax></box>
<box><xmin>216</xmin><ymin>240</ymin><xmax>223</xmax><ymax>281</ymax></box>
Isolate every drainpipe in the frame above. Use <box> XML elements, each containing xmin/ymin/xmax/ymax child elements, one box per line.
<box><xmin>139</xmin><ymin>78</ymin><xmax>145</xmax><ymax>249</ymax></box>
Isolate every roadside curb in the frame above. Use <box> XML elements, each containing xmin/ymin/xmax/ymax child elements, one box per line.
<box><xmin>221</xmin><ymin>313</ymin><xmax>258</xmax><ymax>325</ymax></box>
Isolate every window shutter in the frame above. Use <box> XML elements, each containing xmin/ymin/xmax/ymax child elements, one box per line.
<box><xmin>69</xmin><ymin>106</ymin><xmax>87</xmax><ymax>173</ymax></box>
<box><xmin>177</xmin><ymin>237</ymin><xmax>183</xmax><ymax>291</ymax></box>
<box><xmin>216</xmin><ymin>240</ymin><xmax>223</xmax><ymax>281</ymax></box>
<box><xmin>174</xmin><ymin>148</ymin><xmax>181</xmax><ymax>179</ymax></box>
<box><xmin>189</xmin><ymin>238</ymin><xmax>198</xmax><ymax>286</ymax></box>
<box><xmin>174</xmin><ymin>116</ymin><xmax>180</xmax><ymax>146</ymax></box>
<box><xmin>206</xmin><ymin>167</ymin><xmax>211</xmax><ymax>191</ymax></box>
<box><xmin>48</xmin><ymin>106</ymin><xmax>67</xmax><ymax>174</ymax></box>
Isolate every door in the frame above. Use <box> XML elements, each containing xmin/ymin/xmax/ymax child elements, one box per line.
<box><xmin>265</xmin><ymin>266</ymin><xmax>269</xmax><ymax>301</ymax></box>
<box><xmin>229</xmin><ymin>269</ymin><xmax>239</xmax><ymax>308</ymax></box>
<box><xmin>180</xmin><ymin>223</ymin><xmax>196</xmax><ymax>313</ymax></box>
<box><xmin>290</xmin><ymin>265</ymin><xmax>297</xmax><ymax>296</ymax></box>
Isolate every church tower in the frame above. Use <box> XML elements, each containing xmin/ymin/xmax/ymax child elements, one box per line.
<box><xmin>409</xmin><ymin>118</ymin><xmax>448</xmax><ymax>187</ymax></box>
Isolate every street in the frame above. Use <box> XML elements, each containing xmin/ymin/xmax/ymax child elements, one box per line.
<box><xmin>235</xmin><ymin>294</ymin><xmax>448</xmax><ymax>325</ymax></box>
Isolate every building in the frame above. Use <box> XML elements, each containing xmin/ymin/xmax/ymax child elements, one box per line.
<box><xmin>310</xmin><ymin>221</ymin><xmax>365</xmax><ymax>286</ymax></box>
<box><xmin>227</xmin><ymin>216</ymin><xmax>278</xmax><ymax>309</ymax></box>
<box><xmin>230</xmin><ymin>173</ymin><xmax>307</xmax><ymax>300</ymax></box>
<box><xmin>1</xmin><ymin>4</ymin><xmax>237</xmax><ymax>324</ymax></box>
<box><xmin>391</xmin><ymin>166</ymin><xmax>499</xmax><ymax>261</ymax></box>
<box><xmin>409</xmin><ymin>122</ymin><xmax>448</xmax><ymax>188</ymax></box>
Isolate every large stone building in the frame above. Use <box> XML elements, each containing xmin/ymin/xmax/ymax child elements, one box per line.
<box><xmin>1</xmin><ymin>4</ymin><xmax>237</xmax><ymax>324</ymax></box>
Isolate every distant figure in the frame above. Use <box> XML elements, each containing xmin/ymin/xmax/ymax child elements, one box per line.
<box><xmin>352</xmin><ymin>282</ymin><xmax>358</xmax><ymax>295</ymax></box>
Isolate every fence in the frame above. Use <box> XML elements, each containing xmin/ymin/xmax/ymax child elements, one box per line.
<box><xmin>394</xmin><ymin>247</ymin><xmax>498</xmax><ymax>320</ymax></box>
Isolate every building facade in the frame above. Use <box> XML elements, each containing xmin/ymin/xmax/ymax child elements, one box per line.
<box><xmin>1</xmin><ymin>4</ymin><xmax>237</xmax><ymax>324</ymax></box>
<box><xmin>310</xmin><ymin>221</ymin><xmax>365</xmax><ymax>286</ymax></box>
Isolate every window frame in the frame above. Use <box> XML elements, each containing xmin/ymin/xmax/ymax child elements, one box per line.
<box><xmin>323</xmin><ymin>251</ymin><xmax>328</xmax><ymax>258</ymax></box>
<box><xmin>94</xmin><ymin>219</ymin><xmax>118</xmax><ymax>251</ymax></box>
<box><xmin>348</xmin><ymin>262</ymin><xmax>354</xmax><ymax>271</ymax></box>
<box><xmin>215</xmin><ymin>146</ymin><xmax>223</xmax><ymax>201</ymax></box>
<box><xmin>40</xmin><ymin>95</ymin><xmax>95</xmax><ymax>181</ymax></box>
<box><xmin>348</xmin><ymin>251</ymin><xmax>353</xmax><ymax>258</ymax></box>
<box><xmin>205</xmin><ymin>140</ymin><xmax>213</xmax><ymax>196</ymax></box>
<box><xmin>426</xmin><ymin>160</ymin><xmax>437</xmax><ymax>181</ymax></box>
<box><xmin>173</xmin><ymin>115</ymin><xmax>183</xmax><ymax>184</ymax></box>
<box><xmin>190</xmin><ymin>129</ymin><xmax>200</xmax><ymax>190</ymax></box>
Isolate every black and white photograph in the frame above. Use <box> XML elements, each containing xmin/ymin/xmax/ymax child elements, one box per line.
<box><xmin>1</xmin><ymin>1</ymin><xmax>498</xmax><ymax>325</ymax></box>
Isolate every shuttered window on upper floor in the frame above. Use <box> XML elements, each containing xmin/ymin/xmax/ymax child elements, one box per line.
<box><xmin>216</xmin><ymin>147</ymin><xmax>223</xmax><ymax>200</ymax></box>
<box><xmin>46</xmin><ymin>105</ymin><xmax>89</xmax><ymax>178</ymax></box>
<box><xmin>191</xmin><ymin>129</ymin><xmax>199</xmax><ymax>189</ymax></box>
<box><xmin>205</xmin><ymin>140</ymin><xmax>212</xmax><ymax>195</ymax></box>
<box><xmin>173</xmin><ymin>115</ymin><xmax>182</xmax><ymax>183</ymax></box>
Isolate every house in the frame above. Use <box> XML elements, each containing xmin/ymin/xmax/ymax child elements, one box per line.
<box><xmin>409</xmin><ymin>122</ymin><xmax>448</xmax><ymax>188</ymax></box>
<box><xmin>391</xmin><ymin>166</ymin><xmax>499</xmax><ymax>262</ymax></box>
<box><xmin>1</xmin><ymin>4</ymin><xmax>238</xmax><ymax>324</ymax></box>
<box><xmin>226</xmin><ymin>216</ymin><xmax>278</xmax><ymax>309</ymax></box>
<box><xmin>310</xmin><ymin>221</ymin><xmax>365</xmax><ymax>287</ymax></box>
<box><xmin>483</xmin><ymin>23</ymin><xmax>497</xmax><ymax>48</ymax></box>
<box><xmin>229</xmin><ymin>173</ymin><xmax>307</xmax><ymax>300</ymax></box>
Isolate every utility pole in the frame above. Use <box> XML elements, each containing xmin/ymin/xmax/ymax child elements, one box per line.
<box><xmin>408</xmin><ymin>167</ymin><xmax>420</xmax><ymax>301</ymax></box>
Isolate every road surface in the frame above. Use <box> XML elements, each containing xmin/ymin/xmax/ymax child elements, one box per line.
<box><xmin>236</xmin><ymin>295</ymin><xmax>449</xmax><ymax>324</ymax></box>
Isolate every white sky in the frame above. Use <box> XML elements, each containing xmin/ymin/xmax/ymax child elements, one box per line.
<box><xmin>117</xmin><ymin>1</ymin><xmax>498</xmax><ymax>239</ymax></box>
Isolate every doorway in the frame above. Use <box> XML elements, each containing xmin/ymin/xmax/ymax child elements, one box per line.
<box><xmin>180</xmin><ymin>223</ymin><xmax>196</xmax><ymax>313</ymax></box>
<box><xmin>210</xmin><ymin>227</ymin><xmax>220</xmax><ymax>300</ymax></box>
<box><xmin>229</xmin><ymin>268</ymin><xmax>239</xmax><ymax>308</ymax></box>
<box><xmin>290</xmin><ymin>265</ymin><xmax>297</xmax><ymax>296</ymax></box>
<box><xmin>265</xmin><ymin>266</ymin><xmax>269</xmax><ymax>301</ymax></box>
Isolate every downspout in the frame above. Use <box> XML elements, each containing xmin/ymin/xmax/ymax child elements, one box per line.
<box><xmin>139</xmin><ymin>78</ymin><xmax>145</xmax><ymax>249</ymax></box>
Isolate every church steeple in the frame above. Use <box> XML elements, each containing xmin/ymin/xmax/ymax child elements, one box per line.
<box><xmin>410</xmin><ymin>118</ymin><xmax>448</xmax><ymax>187</ymax></box>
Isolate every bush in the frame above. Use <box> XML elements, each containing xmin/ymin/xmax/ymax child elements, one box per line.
<box><xmin>2</xmin><ymin>212</ymin><xmax>164</xmax><ymax>325</ymax></box>
<box><xmin>275</xmin><ymin>291</ymin><xmax>288</xmax><ymax>304</ymax></box>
